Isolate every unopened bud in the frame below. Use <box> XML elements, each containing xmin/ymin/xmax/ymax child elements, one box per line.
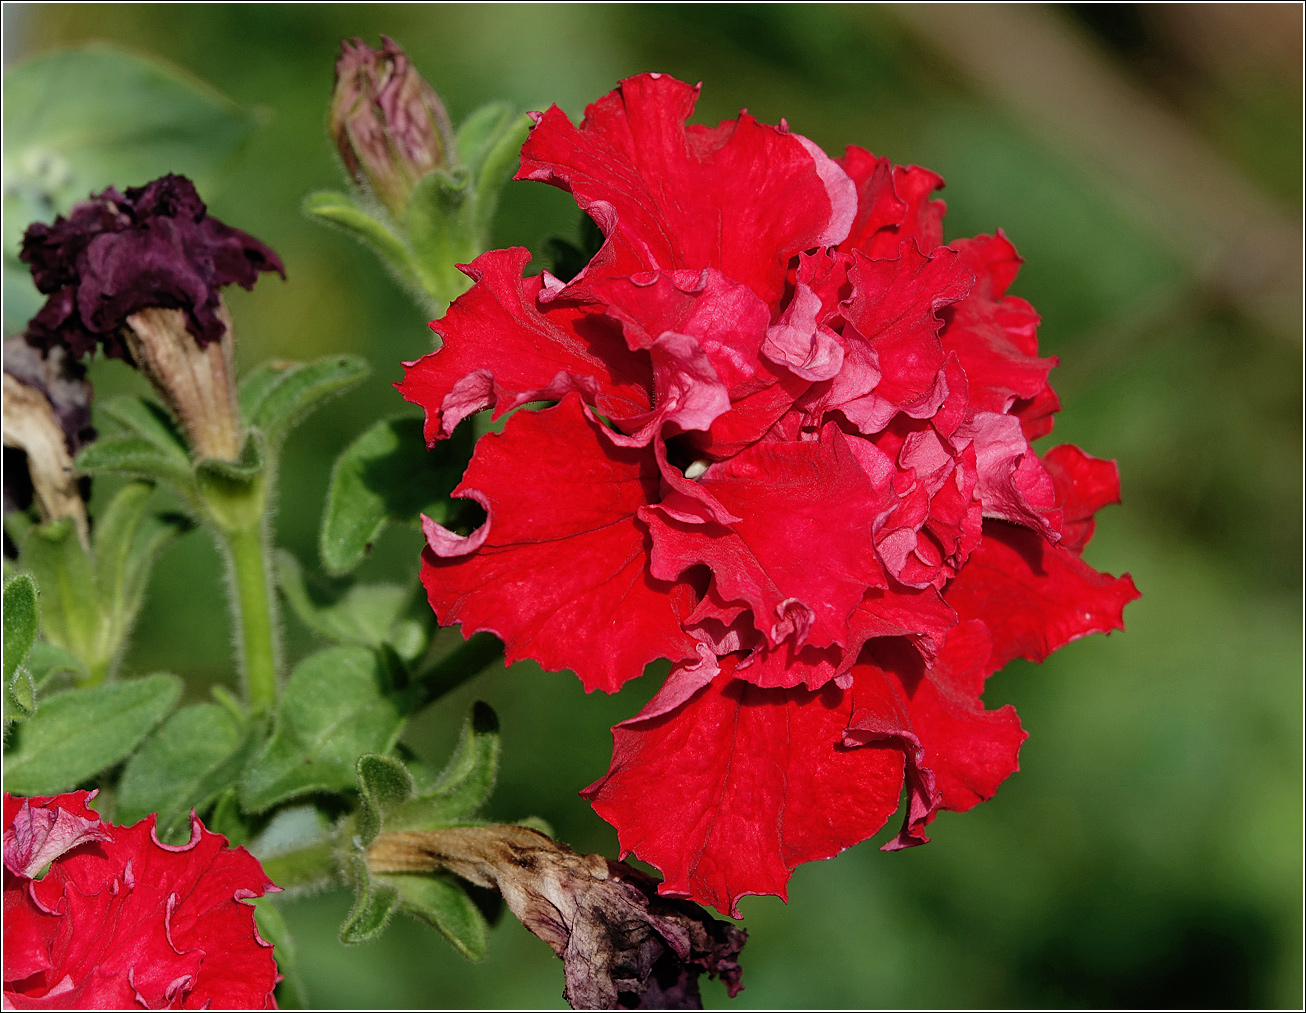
<box><xmin>124</xmin><ymin>301</ymin><xmax>242</xmax><ymax>461</ymax></box>
<box><xmin>329</xmin><ymin>36</ymin><xmax>456</xmax><ymax>219</ymax></box>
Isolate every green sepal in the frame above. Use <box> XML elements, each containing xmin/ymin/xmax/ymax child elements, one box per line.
<box><xmin>386</xmin><ymin>701</ymin><xmax>499</xmax><ymax>831</ymax></box>
<box><xmin>405</xmin><ymin>167</ymin><xmax>475</xmax><ymax>306</ymax></box>
<box><xmin>3</xmin><ymin>573</ymin><xmax>39</xmax><ymax>683</ymax></box>
<box><xmin>237</xmin><ymin>646</ymin><xmax>407</xmax><ymax>812</ymax></box>
<box><xmin>19</xmin><ymin>518</ymin><xmax>108</xmax><ymax>680</ymax></box>
<box><xmin>240</xmin><ymin>355</ymin><xmax>370</xmax><ymax>447</ymax></box>
<box><xmin>459</xmin><ymin>107</ymin><xmax>532</xmax><ymax>252</ymax></box>
<box><xmin>302</xmin><ymin>191</ymin><xmax>423</xmax><ymax>300</ymax></box>
<box><xmin>377</xmin><ymin>871</ymin><xmax>489</xmax><ymax>961</ymax></box>
<box><xmin>339</xmin><ymin>852</ymin><xmax>400</xmax><ymax>944</ymax></box>
<box><xmin>194</xmin><ymin>435</ymin><xmax>265</xmax><ymax>532</ymax></box>
<box><xmin>75</xmin><ymin>436</ymin><xmax>195</xmax><ymax>492</ymax></box>
<box><xmin>275</xmin><ymin>550</ymin><xmax>430</xmax><ymax>662</ymax></box>
<box><xmin>2</xmin><ymin>673</ymin><xmax>181</xmax><ymax>794</ymax></box>
<box><xmin>319</xmin><ymin>416</ymin><xmax>472</xmax><ymax>577</ymax></box>
<box><xmin>355</xmin><ymin>752</ymin><xmax>415</xmax><ymax>847</ymax></box>
<box><xmin>100</xmin><ymin>396</ymin><xmax>190</xmax><ymax>461</ymax></box>
<box><xmin>116</xmin><ymin>701</ymin><xmax>267</xmax><ymax>844</ymax></box>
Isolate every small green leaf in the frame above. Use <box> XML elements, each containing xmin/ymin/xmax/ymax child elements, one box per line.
<box><xmin>339</xmin><ymin>854</ymin><xmax>400</xmax><ymax>944</ymax></box>
<box><xmin>388</xmin><ymin>701</ymin><xmax>499</xmax><ymax>831</ymax></box>
<box><xmin>465</xmin><ymin>110</ymin><xmax>532</xmax><ymax>249</ymax></box>
<box><xmin>455</xmin><ymin>103</ymin><xmax>517</xmax><ymax>179</ymax></box>
<box><xmin>92</xmin><ymin>482</ymin><xmax>155</xmax><ymax>617</ymax></box>
<box><xmin>245</xmin><ymin>355</ymin><xmax>369</xmax><ymax>445</ymax></box>
<box><xmin>303</xmin><ymin>191</ymin><xmax>421</xmax><ymax>294</ymax></box>
<box><xmin>355</xmin><ymin>752</ymin><xmax>415</xmax><ymax>846</ymax></box>
<box><xmin>276</xmin><ymin>549</ymin><xmax>424</xmax><ymax>657</ymax></box>
<box><xmin>207</xmin><ymin>787</ymin><xmax>249</xmax><ymax>846</ymax></box>
<box><xmin>19</xmin><ymin>518</ymin><xmax>108</xmax><ymax>678</ymax></box>
<box><xmin>3</xmin><ymin>573</ymin><xmax>39</xmax><ymax>682</ymax></box>
<box><xmin>76</xmin><ymin>436</ymin><xmax>194</xmax><ymax>490</ymax></box>
<box><xmin>121</xmin><ymin>510</ymin><xmax>194</xmax><ymax>622</ymax></box>
<box><xmin>320</xmin><ymin>416</ymin><xmax>472</xmax><ymax>576</ymax></box>
<box><xmin>2</xmin><ymin>673</ymin><xmax>181</xmax><ymax>794</ymax></box>
<box><xmin>4</xmin><ymin>666</ymin><xmax>36</xmax><ymax>724</ymax></box>
<box><xmin>24</xmin><ymin>641</ymin><xmax>87</xmax><ymax>688</ymax></box>
<box><xmin>116</xmin><ymin>702</ymin><xmax>265</xmax><ymax>844</ymax></box>
<box><xmin>100</xmin><ymin>396</ymin><xmax>189</xmax><ymax>461</ymax></box>
<box><xmin>381</xmin><ymin>871</ymin><xmax>490</xmax><ymax>961</ymax></box>
<box><xmin>238</xmin><ymin>646</ymin><xmax>406</xmax><ymax>812</ymax></box>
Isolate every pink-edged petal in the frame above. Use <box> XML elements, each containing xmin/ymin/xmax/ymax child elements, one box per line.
<box><xmin>4</xmin><ymin>798</ymin><xmax>110</xmax><ymax>880</ymax></box>
<box><xmin>941</xmin><ymin>233</ymin><xmax>1058</xmax><ymax>416</ymax></box>
<box><xmin>945</xmin><ymin>520</ymin><xmax>1141</xmax><ymax>675</ymax></box>
<box><xmin>584</xmin><ymin>656</ymin><xmax>906</xmax><ymax>918</ymax></box>
<box><xmin>421</xmin><ymin>393</ymin><xmax>697</xmax><ymax>693</ymax></box>
<box><xmin>643</xmin><ymin>423</ymin><xmax>892</xmax><ymax>651</ymax></box>
<box><xmin>1042</xmin><ymin>444</ymin><xmax>1122</xmax><ymax>553</ymax></box>
<box><xmin>761</xmin><ymin>282</ymin><xmax>845</xmax><ymax>381</ymax></box>
<box><xmin>952</xmin><ymin>410</ymin><xmax>1062</xmax><ymax>540</ymax></box>
<box><xmin>396</xmin><ymin>247</ymin><xmax>651</xmax><ymax>443</ymax></box>
<box><xmin>601</xmin><ymin>329</ymin><xmax>731</xmax><ymax>447</ymax></box>
<box><xmin>518</xmin><ymin>74</ymin><xmax>854</xmax><ymax>305</ymax></box>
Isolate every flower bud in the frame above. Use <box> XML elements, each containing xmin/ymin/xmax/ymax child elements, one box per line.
<box><xmin>329</xmin><ymin>36</ymin><xmax>456</xmax><ymax>219</ymax></box>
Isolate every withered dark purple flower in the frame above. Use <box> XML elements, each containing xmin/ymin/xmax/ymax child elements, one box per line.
<box><xmin>367</xmin><ymin>825</ymin><xmax>745</xmax><ymax>1010</ymax></box>
<box><xmin>19</xmin><ymin>174</ymin><xmax>283</xmax><ymax>362</ymax></box>
<box><xmin>329</xmin><ymin>36</ymin><xmax>456</xmax><ymax>218</ymax></box>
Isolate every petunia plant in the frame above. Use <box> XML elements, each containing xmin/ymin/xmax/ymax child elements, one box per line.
<box><xmin>2</xmin><ymin>36</ymin><xmax>1136</xmax><ymax>1011</ymax></box>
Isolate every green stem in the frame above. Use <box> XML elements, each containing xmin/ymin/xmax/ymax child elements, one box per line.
<box><xmin>226</xmin><ymin>523</ymin><xmax>279</xmax><ymax>712</ymax></box>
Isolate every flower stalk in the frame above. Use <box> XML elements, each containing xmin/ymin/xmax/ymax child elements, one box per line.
<box><xmin>222</xmin><ymin>519</ymin><xmax>279</xmax><ymax>712</ymax></box>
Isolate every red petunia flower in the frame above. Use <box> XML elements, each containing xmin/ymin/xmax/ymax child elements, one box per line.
<box><xmin>399</xmin><ymin>74</ymin><xmax>1139</xmax><ymax>917</ymax></box>
<box><xmin>3</xmin><ymin>792</ymin><xmax>279</xmax><ymax>1009</ymax></box>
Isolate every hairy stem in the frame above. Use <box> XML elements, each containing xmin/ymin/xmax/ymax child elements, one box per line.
<box><xmin>225</xmin><ymin>522</ymin><xmax>279</xmax><ymax>712</ymax></box>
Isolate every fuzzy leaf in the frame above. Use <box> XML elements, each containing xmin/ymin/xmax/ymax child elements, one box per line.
<box><xmin>339</xmin><ymin>854</ymin><xmax>400</xmax><ymax>944</ymax></box>
<box><xmin>320</xmin><ymin>416</ymin><xmax>472</xmax><ymax>576</ymax></box>
<box><xmin>243</xmin><ymin>355</ymin><xmax>369</xmax><ymax>445</ymax></box>
<box><xmin>2</xmin><ymin>673</ymin><xmax>181</xmax><ymax>794</ymax></box>
<box><xmin>302</xmin><ymin>191</ymin><xmax>421</xmax><ymax>295</ymax></box>
<box><xmin>387</xmin><ymin>701</ymin><xmax>499</xmax><ymax>831</ymax></box>
<box><xmin>3</xmin><ymin>573</ymin><xmax>39</xmax><ymax>682</ymax></box>
<box><xmin>23</xmin><ymin>641</ymin><xmax>87</xmax><ymax>688</ymax></box>
<box><xmin>465</xmin><ymin>110</ymin><xmax>532</xmax><ymax>249</ymax></box>
<box><xmin>275</xmin><ymin>550</ymin><xmax>428</xmax><ymax>660</ymax></box>
<box><xmin>406</xmin><ymin>167</ymin><xmax>475</xmax><ymax>305</ymax></box>
<box><xmin>381</xmin><ymin>871</ymin><xmax>490</xmax><ymax>961</ymax></box>
<box><xmin>116</xmin><ymin>702</ymin><xmax>265</xmax><ymax>844</ymax></box>
<box><xmin>18</xmin><ymin>518</ymin><xmax>107</xmax><ymax>674</ymax></box>
<box><xmin>238</xmin><ymin>646</ymin><xmax>406</xmax><ymax>812</ymax></box>
<box><xmin>4</xmin><ymin>666</ymin><xmax>36</xmax><ymax>724</ymax></box>
<box><xmin>75</xmin><ymin>436</ymin><xmax>194</xmax><ymax>491</ymax></box>
<box><xmin>355</xmin><ymin>752</ymin><xmax>416</xmax><ymax>846</ymax></box>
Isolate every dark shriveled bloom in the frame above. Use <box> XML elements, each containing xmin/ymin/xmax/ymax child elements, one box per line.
<box><xmin>400</xmin><ymin>74</ymin><xmax>1140</xmax><ymax>917</ymax></box>
<box><xmin>19</xmin><ymin>175</ymin><xmax>283</xmax><ymax>460</ymax></box>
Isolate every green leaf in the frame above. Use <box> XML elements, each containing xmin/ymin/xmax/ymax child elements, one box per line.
<box><xmin>302</xmin><ymin>191</ymin><xmax>421</xmax><ymax>295</ymax></box>
<box><xmin>244</xmin><ymin>355</ymin><xmax>369</xmax><ymax>445</ymax></box>
<box><xmin>355</xmin><ymin>752</ymin><xmax>415</xmax><ymax>846</ymax></box>
<box><xmin>3</xmin><ymin>43</ymin><xmax>260</xmax><ymax>333</ymax></box>
<box><xmin>100</xmin><ymin>396</ymin><xmax>190</xmax><ymax>461</ymax></box>
<box><xmin>4</xmin><ymin>665</ymin><xmax>37</xmax><ymax>724</ymax></box>
<box><xmin>19</xmin><ymin>518</ymin><xmax>109</xmax><ymax>678</ymax></box>
<box><xmin>387</xmin><ymin>701</ymin><xmax>499</xmax><ymax>831</ymax></box>
<box><xmin>24</xmin><ymin>641</ymin><xmax>87</xmax><ymax>688</ymax></box>
<box><xmin>339</xmin><ymin>854</ymin><xmax>400</xmax><ymax>944</ymax></box>
<box><xmin>381</xmin><ymin>871</ymin><xmax>490</xmax><ymax>961</ymax></box>
<box><xmin>406</xmin><ymin>168</ymin><xmax>476</xmax><ymax>305</ymax></box>
<box><xmin>455</xmin><ymin>103</ymin><xmax>517</xmax><ymax>179</ymax></box>
<box><xmin>207</xmin><ymin>787</ymin><xmax>250</xmax><ymax>847</ymax></box>
<box><xmin>2</xmin><ymin>673</ymin><xmax>181</xmax><ymax>794</ymax></box>
<box><xmin>238</xmin><ymin>646</ymin><xmax>406</xmax><ymax>812</ymax></box>
<box><xmin>320</xmin><ymin>416</ymin><xmax>472</xmax><ymax>576</ymax></box>
<box><xmin>121</xmin><ymin>510</ymin><xmax>194</xmax><ymax>623</ymax></box>
<box><xmin>3</xmin><ymin>573</ymin><xmax>39</xmax><ymax>682</ymax></box>
<box><xmin>116</xmin><ymin>702</ymin><xmax>265</xmax><ymax>844</ymax></box>
<box><xmin>92</xmin><ymin>481</ymin><xmax>155</xmax><ymax>618</ymax></box>
<box><xmin>76</xmin><ymin>436</ymin><xmax>194</xmax><ymax>491</ymax></box>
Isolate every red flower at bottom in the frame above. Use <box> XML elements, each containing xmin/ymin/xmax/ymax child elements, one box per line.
<box><xmin>3</xmin><ymin>792</ymin><xmax>279</xmax><ymax>1010</ymax></box>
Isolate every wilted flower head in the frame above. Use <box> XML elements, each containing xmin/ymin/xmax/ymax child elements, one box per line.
<box><xmin>2</xmin><ymin>338</ymin><xmax>95</xmax><ymax>545</ymax></box>
<box><xmin>330</xmin><ymin>36</ymin><xmax>456</xmax><ymax>219</ymax></box>
<box><xmin>20</xmin><ymin>174</ymin><xmax>283</xmax><ymax>361</ymax></box>
<box><xmin>18</xmin><ymin>174</ymin><xmax>282</xmax><ymax>460</ymax></box>
<box><xmin>2</xmin><ymin>791</ymin><xmax>279</xmax><ymax>1009</ymax></box>
<box><xmin>400</xmin><ymin>74</ymin><xmax>1139</xmax><ymax>916</ymax></box>
<box><xmin>368</xmin><ymin>825</ymin><xmax>744</xmax><ymax>1010</ymax></box>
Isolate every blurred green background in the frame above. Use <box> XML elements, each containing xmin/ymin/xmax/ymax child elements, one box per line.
<box><xmin>4</xmin><ymin>3</ymin><xmax>1301</xmax><ymax>1008</ymax></box>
